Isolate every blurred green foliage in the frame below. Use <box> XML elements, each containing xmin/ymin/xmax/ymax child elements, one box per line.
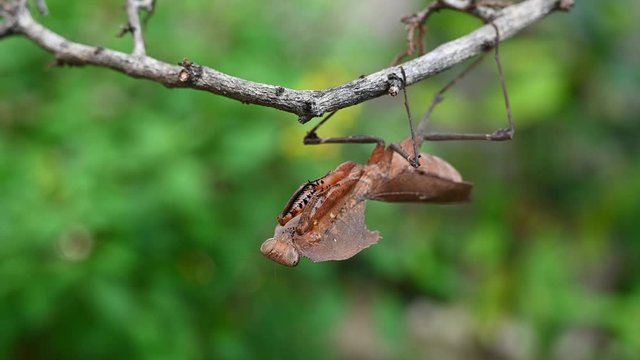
<box><xmin>1</xmin><ymin>0</ymin><xmax>639</xmax><ymax>359</ymax></box>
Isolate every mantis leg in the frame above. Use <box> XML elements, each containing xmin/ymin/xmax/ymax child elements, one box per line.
<box><xmin>418</xmin><ymin>23</ymin><xmax>514</xmax><ymax>142</ymax></box>
<box><xmin>303</xmin><ymin>111</ymin><xmax>384</xmax><ymax>145</ymax></box>
<box><xmin>303</xmin><ymin>113</ymin><xmax>420</xmax><ymax>167</ymax></box>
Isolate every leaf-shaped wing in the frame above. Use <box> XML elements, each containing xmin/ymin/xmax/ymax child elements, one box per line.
<box><xmin>295</xmin><ymin>199</ymin><xmax>380</xmax><ymax>262</ymax></box>
<box><xmin>368</xmin><ymin>151</ymin><xmax>472</xmax><ymax>203</ymax></box>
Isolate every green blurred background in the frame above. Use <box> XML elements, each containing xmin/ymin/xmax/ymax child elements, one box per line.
<box><xmin>1</xmin><ymin>0</ymin><xmax>639</xmax><ymax>359</ymax></box>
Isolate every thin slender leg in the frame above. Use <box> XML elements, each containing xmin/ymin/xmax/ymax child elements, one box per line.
<box><xmin>419</xmin><ymin>22</ymin><xmax>514</xmax><ymax>142</ymax></box>
<box><xmin>303</xmin><ymin>110</ymin><xmax>383</xmax><ymax>146</ymax></box>
<box><xmin>304</xmin><ymin>133</ymin><xmax>385</xmax><ymax>146</ymax></box>
<box><xmin>389</xmin><ymin>143</ymin><xmax>420</xmax><ymax>167</ymax></box>
<box><xmin>303</xmin><ymin>111</ymin><xmax>420</xmax><ymax>166</ymax></box>
<box><xmin>415</xmin><ymin>55</ymin><xmax>486</xmax><ymax>139</ymax></box>
<box><xmin>400</xmin><ymin>67</ymin><xmax>421</xmax><ymax>168</ymax></box>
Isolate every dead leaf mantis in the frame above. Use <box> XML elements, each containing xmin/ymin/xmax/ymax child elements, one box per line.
<box><xmin>262</xmin><ymin>23</ymin><xmax>513</xmax><ymax>266</ymax></box>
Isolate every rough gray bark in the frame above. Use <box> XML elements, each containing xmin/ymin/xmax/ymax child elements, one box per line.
<box><xmin>1</xmin><ymin>0</ymin><xmax>573</xmax><ymax>122</ymax></box>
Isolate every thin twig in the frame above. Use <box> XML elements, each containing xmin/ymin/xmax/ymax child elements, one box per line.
<box><xmin>35</xmin><ymin>0</ymin><xmax>47</xmax><ymax>16</ymax></box>
<box><xmin>0</xmin><ymin>1</ymin><xmax>17</xmax><ymax>38</ymax></box>
<box><xmin>124</xmin><ymin>0</ymin><xmax>155</xmax><ymax>57</ymax></box>
<box><xmin>391</xmin><ymin>1</ymin><xmax>444</xmax><ymax>65</ymax></box>
<box><xmin>2</xmin><ymin>0</ymin><xmax>573</xmax><ymax>122</ymax></box>
<box><xmin>140</xmin><ymin>0</ymin><xmax>156</xmax><ymax>27</ymax></box>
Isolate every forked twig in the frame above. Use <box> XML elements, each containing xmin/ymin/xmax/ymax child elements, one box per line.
<box><xmin>121</xmin><ymin>0</ymin><xmax>156</xmax><ymax>57</ymax></box>
<box><xmin>391</xmin><ymin>0</ymin><xmax>508</xmax><ymax>65</ymax></box>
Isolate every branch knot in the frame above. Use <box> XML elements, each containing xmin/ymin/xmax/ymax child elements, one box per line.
<box><xmin>178</xmin><ymin>58</ymin><xmax>203</xmax><ymax>85</ymax></box>
<box><xmin>556</xmin><ymin>0</ymin><xmax>574</xmax><ymax>11</ymax></box>
<box><xmin>387</xmin><ymin>73</ymin><xmax>404</xmax><ymax>97</ymax></box>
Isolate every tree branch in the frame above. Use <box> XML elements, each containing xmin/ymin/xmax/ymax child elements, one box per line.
<box><xmin>3</xmin><ymin>0</ymin><xmax>573</xmax><ymax>123</ymax></box>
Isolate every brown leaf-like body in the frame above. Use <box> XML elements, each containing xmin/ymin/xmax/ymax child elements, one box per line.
<box><xmin>261</xmin><ymin>139</ymin><xmax>473</xmax><ymax>266</ymax></box>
